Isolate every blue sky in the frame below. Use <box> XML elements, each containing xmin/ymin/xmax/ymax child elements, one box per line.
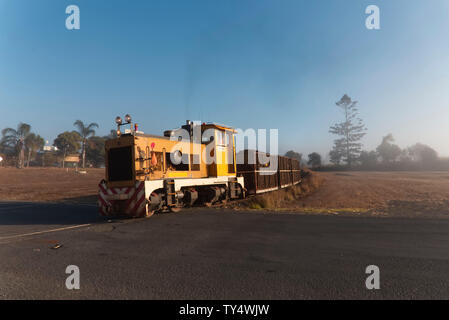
<box><xmin>1</xmin><ymin>0</ymin><xmax>449</xmax><ymax>159</ymax></box>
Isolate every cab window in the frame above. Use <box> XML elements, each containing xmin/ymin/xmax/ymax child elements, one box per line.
<box><xmin>217</xmin><ymin>131</ymin><xmax>226</xmax><ymax>146</ymax></box>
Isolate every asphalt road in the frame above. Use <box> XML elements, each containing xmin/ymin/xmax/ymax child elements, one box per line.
<box><xmin>0</xmin><ymin>201</ymin><xmax>449</xmax><ymax>299</ymax></box>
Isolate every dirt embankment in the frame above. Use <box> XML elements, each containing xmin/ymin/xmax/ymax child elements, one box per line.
<box><xmin>229</xmin><ymin>169</ymin><xmax>324</xmax><ymax>210</ymax></box>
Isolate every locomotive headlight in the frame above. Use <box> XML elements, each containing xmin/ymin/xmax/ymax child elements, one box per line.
<box><xmin>115</xmin><ymin>116</ymin><xmax>123</xmax><ymax>125</ymax></box>
<box><xmin>125</xmin><ymin>114</ymin><xmax>132</xmax><ymax>123</ymax></box>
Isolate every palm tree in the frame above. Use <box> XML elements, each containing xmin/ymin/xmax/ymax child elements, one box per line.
<box><xmin>108</xmin><ymin>129</ymin><xmax>117</xmax><ymax>139</ymax></box>
<box><xmin>24</xmin><ymin>133</ymin><xmax>45</xmax><ymax>167</ymax></box>
<box><xmin>1</xmin><ymin>123</ymin><xmax>31</xmax><ymax>168</ymax></box>
<box><xmin>73</xmin><ymin>120</ymin><xmax>99</xmax><ymax>168</ymax></box>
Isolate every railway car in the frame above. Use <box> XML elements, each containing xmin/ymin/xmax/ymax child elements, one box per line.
<box><xmin>236</xmin><ymin>150</ymin><xmax>302</xmax><ymax>194</ymax></box>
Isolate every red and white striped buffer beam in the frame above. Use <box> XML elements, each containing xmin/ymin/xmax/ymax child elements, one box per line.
<box><xmin>98</xmin><ymin>180</ymin><xmax>147</xmax><ymax>218</ymax></box>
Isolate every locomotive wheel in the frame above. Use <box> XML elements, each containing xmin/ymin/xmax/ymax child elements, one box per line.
<box><xmin>169</xmin><ymin>206</ymin><xmax>182</xmax><ymax>213</ymax></box>
<box><xmin>147</xmin><ymin>191</ymin><xmax>162</xmax><ymax>216</ymax></box>
<box><xmin>145</xmin><ymin>204</ymin><xmax>155</xmax><ymax>218</ymax></box>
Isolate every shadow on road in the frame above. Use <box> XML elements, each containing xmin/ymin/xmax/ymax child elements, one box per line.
<box><xmin>61</xmin><ymin>195</ymin><xmax>98</xmax><ymax>205</ymax></box>
<box><xmin>0</xmin><ymin>201</ymin><xmax>105</xmax><ymax>225</ymax></box>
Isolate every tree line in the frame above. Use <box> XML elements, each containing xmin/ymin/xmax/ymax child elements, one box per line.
<box><xmin>0</xmin><ymin>120</ymin><xmax>115</xmax><ymax>168</ymax></box>
<box><xmin>285</xmin><ymin>94</ymin><xmax>447</xmax><ymax>171</ymax></box>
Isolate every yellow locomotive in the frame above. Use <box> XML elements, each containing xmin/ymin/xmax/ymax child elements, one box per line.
<box><xmin>99</xmin><ymin>115</ymin><xmax>245</xmax><ymax>217</ymax></box>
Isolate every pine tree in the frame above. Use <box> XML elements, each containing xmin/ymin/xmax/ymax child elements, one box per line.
<box><xmin>329</xmin><ymin>94</ymin><xmax>367</xmax><ymax>166</ymax></box>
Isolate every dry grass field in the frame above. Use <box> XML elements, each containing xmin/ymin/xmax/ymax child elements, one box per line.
<box><xmin>0</xmin><ymin>167</ymin><xmax>104</xmax><ymax>203</ymax></box>
<box><xmin>1</xmin><ymin>167</ymin><xmax>449</xmax><ymax>217</ymax></box>
<box><xmin>232</xmin><ymin>171</ymin><xmax>449</xmax><ymax>218</ymax></box>
<box><xmin>301</xmin><ymin>171</ymin><xmax>449</xmax><ymax>210</ymax></box>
